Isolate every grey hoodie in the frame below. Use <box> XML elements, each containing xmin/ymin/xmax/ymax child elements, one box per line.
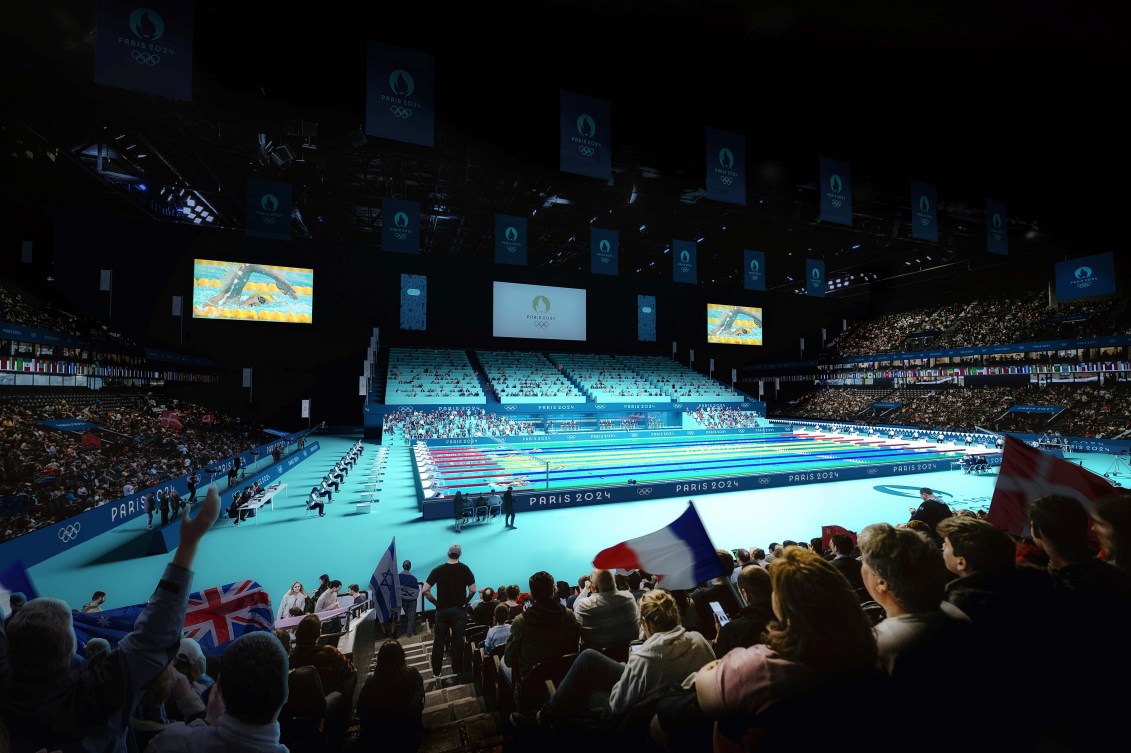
<box><xmin>607</xmin><ymin>625</ymin><xmax>714</xmax><ymax>715</ymax></box>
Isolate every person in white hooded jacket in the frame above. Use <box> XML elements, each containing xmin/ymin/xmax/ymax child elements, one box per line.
<box><xmin>517</xmin><ymin>588</ymin><xmax>714</xmax><ymax>726</ymax></box>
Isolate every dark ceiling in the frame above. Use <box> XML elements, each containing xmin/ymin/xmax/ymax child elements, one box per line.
<box><xmin>2</xmin><ymin>1</ymin><xmax>1126</xmax><ymax>295</ymax></box>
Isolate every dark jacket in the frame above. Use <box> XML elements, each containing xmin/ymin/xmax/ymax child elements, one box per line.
<box><xmin>503</xmin><ymin>601</ymin><xmax>580</xmax><ymax>681</ymax></box>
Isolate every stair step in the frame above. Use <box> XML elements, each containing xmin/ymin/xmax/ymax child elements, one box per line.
<box><xmin>418</xmin><ymin>713</ymin><xmax>503</xmax><ymax>753</ymax></box>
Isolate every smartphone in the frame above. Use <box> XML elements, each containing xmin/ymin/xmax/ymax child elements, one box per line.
<box><xmin>710</xmin><ymin>601</ymin><xmax>730</xmax><ymax>626</ymax></box>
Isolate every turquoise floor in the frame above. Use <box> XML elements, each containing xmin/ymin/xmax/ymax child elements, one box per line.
<box><xmin>26</xmin><ymin>432</ymin><xmax>1125</xmax><ymax>615</ymax></box>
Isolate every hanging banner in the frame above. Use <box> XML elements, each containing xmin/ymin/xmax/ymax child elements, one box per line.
<box><xmin>1055</xmin><ymin>252</ymin><xmax>1116</xmax><ymax>301</ymax></box>
<box><xmin>171</xmin><ymin>296</ymin><xmax>183</xmax><ymax>317</ymax></box>
<box><xmin>301</xmin><ymin>399</ymin><xmax>310</xmax><ymax>418</ymax></box>
<box><xmin>818</xmin><ymin>156</ymin><xmax>852</xmax><ymax>226</ymax></box>
<box><xmin>986</xmin><ymin>199</ymin><xmax>1009</xmax><ymax>255</ymax></box>
<box><xmin>560</xmin><ymin>90</ymin><xmax>611</xmax><ymax>180</ymax></box>
<box><xmin>242</xmin><ymin>368</ymin><xmax>252</xmax><ymax>388</ymax></box>
<box><xmin>246</xmin><ymin>179</ymin><xmax>292</xmax><ymax>241</ymax></box>
<box><xmin>744</xmin><ymin>250</ymin><xmax>765</xmax><ymax>291</ymax></box>
<box><xmin>638</xmin><ymin>295</ymin><xmax>657</xmax><ymax>342</ymax></box>
<box><xmin>806</xmin><ymin>259</ymin><xmax>825</xmax><ymax>297</ymax></box>
<box><xmin>705</xmin><ymin>128</ymin><xmax>746</xmax><ymax>206</ymax></box>
<box><xmin>591</xmin><ymin>228</ymin><xmax>619</xmax><ymax>276</ymax></box>
<box><xmin>910</xmin><ymin>180</ymin><xmax>938</xmax><ymax>243</ymax></box>
<box><xmin>359</xmin><ymin>376</ymin><xmax>367</xmax><ymax>396</ymax></box>
<box><xmin>673</xmin><ymin>240</ymin><xmax>697</xmax><ymax>284</ymax></box>
<box><xmin>365</xmin><ymin>42</ymin><xmax>435</xmax><ymax>147</ymax></box>
<box><xmin>99</xmin><ymin>270</ymin><xmax>113</xmax><ymax>292</ymax></box>
<box><xmin>400</xmin><ymin>273</ymin><xmax>427</xmax><ymax>331</ymax></box>
<box><xmin>94</xmin><ymin>0</ymin><xmax>196</xmax><ymax>100</ymax></box>
<box><xmin>382</xmin><ymin>198</ymin><xmax>420</xmax><ymax>253</ymax></box>
<box><xmin>494</xmin><ymin>214</ymin><xmax>527</xmax><ymax>266</ymax></box>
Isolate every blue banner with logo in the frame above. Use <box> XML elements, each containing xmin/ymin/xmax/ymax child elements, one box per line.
<box><xmin>818</xmin><ymin>157</ymin><xmax>852</xmax><ymax>225</ymax></box>
<box><xmin>494</xmin><ymin>214</ymin><xmax>527</xmax><ymax>266</ymax></box>
<box><xmin>910</xmin><ymin>180</ymin><xmax>938</xmax><ymax>243</ymax></box>
<box><xmin>744</xmin><ymin>250</ymin><xmax>766</xmax><ymax>291</ymax></box>
<box><xmin>94</xmin><ymin>0</ymin><xmax>195</xmax><ymax>100</ymax></box>
<box><xmin>365</xmin><ymin>42</ymin><xmax>435</xmax><ymax>147</ymax></box>
<box><xmin>245</xmin><ymin>179</ymin><xmax>292</xmax><ymax>240</ymax></box>
<box><xmin>1008</xmin><ymin>405</ymin><xmax>1064</xmax><ymax>414</ymax></box>
<box><xmin>382</xmin><ymin>198</ymin><xmax>420</xmax><ymax>254</ymax></box>
<box><xmin>560</xmin><ymin>90</ymin><xmax>611</xmax><ymax>180</ymax></box>
<box><xmin>705</xmin><ymin>128</ymin><xmax>746</xmax><ymax>206</ymax></box>
<box><xmin>638</xmin><ymin>295</ymin><xmax>656</xmax><ymax>342</ymax></box>
<box><xmin>806</xmin><ymin>259</ymin><xmax>825</xmax><ymax>297</ymax></box>
<box><xmin>591</xmin><ymin>228</ymin><xmax>619</xmax><ymax>276</ymax></box>
<box><xmin>400</xmin><ymin>274</ymin><xmax>427</xmax><ymax>331</ymax></box>
<box><xmin>986</xmin><ymin>199</ymin><xmax>1008</xmax><ymax>255</ymax></box>
<box><xmin>673</xmin><ymin>240</ymin><xmax>697</xmax><ymax>284</ymax></box>
<box><xmin>39</xmin><ymin>420</ymin><xmax>100</xmax><ymax>432</ymax></box>
<box><xmin>1055</xmin><ymin>252</ymin><xmax>1115</xmax><ymax>301</ymax></box>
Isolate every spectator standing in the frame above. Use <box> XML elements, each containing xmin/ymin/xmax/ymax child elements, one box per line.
<box><xmin>398</xmin><ymin>560</ymin><xmax>420</xmax><ymax>638</ymax></box>
<box><xmin>423</xmin><ymin>544</ymin><xmax>477</xmax><ymax>680</ymax></box>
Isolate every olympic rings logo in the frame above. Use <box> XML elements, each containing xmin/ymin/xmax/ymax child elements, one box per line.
<box><xmin>629</xmin><ymin>432</ymin><xmax>639</xmax><ymax>438</ymax></box>
<box><xmin>830</xmin><ymin>199</ymin><xmax>842</xmax><ymax>208</ymax></box>
<box><xmin>636</xmin><ymin>488</ymin><xmax>652</xmax><ymax>496</ymax></box>
<box><xmin>758</xmin><ymin>478</ymin><xmax>771</xmax><ymax>485</ymax></box>
<box><xmin>261</xmin><ymin>217</ymin><xmax>278</xmax><ymax>225</ymax></box>
<box><xmin>131</xmin><ymin>51</ymin><xmax>160</xmax><ymax>66</ymax></box>
<box><xmin>504</xmin><ymin>404</ymin><xmax>517</xmax><ymax>411</ymax></box>
<box><xmin>533</xmin><ymin>321</ymin><xmax>550</xmax><ymax>329</ymax></box>
<box><xmin>866</xmin><ymin>468</ymin><xmax>879</xmax><ymax>475</ymax></box>
<box><xmin>392</xmin><ymin>230</ymin><xmax>410</xmax><ymax>241</ymax></box>
<box><xmin>578</xmin><ymin>146</ymin><xmax>595</xmax><ymax>157</ymax></box>
<box><xmin>58</xmin><ymin>522</ymin><xmax>82</xmax><ymax>542</ymax></box>
<box><xmin>719</xmin><ymin>177</ymin><xmax>733</xmax><ymax>186</ymax></box>
<box><xmin>390</xmin><ymin>106</ymin><xmax>413</xmax><ymax>119</ymax></box>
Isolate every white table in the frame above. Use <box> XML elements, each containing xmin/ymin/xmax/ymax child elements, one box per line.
<box><xmin>237</xmin><ymin>483</ymin><xmax>287</xmax><ymax>525</ymax></box>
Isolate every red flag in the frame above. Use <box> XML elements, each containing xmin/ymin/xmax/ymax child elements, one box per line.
<box><xmin>82</xmin><ymin>431</ymin><xmax>102</xmax><ymax>449</ymax></box>
<box><xmin>161</xmin><ymin>410</ymin><xmax>184</xmax><ymax>430</ymax></box>
<box><xmin>988</xmin><ymin>435</ymin><xmax>1115</xmax><ymax>538</ymax></box>
<box><xmin>821</xmin><ymin>525</ymin><xmax>857</xmax><ymax>552</ymax></box>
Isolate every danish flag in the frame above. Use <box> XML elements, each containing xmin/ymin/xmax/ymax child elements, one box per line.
<box><xmin>183</xmin><ymin>579</ymin><xmax>274</xmax><ymax>656</ymax></box>
<box><xmin>161</xmin><ymin>410</ymin><xmax>185</xmax><ymax>430</ymax></box>
<box><xmin>988</xmin><ymin>435</ymin><xmax>1115</xmax><ymax>538</ymax></box>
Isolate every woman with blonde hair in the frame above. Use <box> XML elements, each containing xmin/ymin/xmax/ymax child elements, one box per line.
<box><xmin>277</xmin><ymin>580</ymin><xmax>307</xmax><ymax>620</ymax></box>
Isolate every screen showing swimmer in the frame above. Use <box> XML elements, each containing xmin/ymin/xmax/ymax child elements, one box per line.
<box><xmin>707</xmin><ymin>304</ymin><xmax>762</xmax><ymax>346</ymax></box>
<box><xmin>192</xmin><ymin>260</ymin><xmax>314</xmax><ymax>323</ymax></box>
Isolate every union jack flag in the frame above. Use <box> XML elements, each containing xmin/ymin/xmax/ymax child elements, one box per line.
<box><xmin>183</xmin><ymin>580</ymin><xmax>274</xmax><ymax>656</ymax></box>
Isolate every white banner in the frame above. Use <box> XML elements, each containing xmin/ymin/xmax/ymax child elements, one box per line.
<box><xmin>690</xmin><ymin>349</ymin><xmax>695</xmax><ymax>364</ymax></box>
<box><xmin>672</xmin><ymin>341</ymin><xmax>677</xmax><ymax>355</ymax></box>
<box><xmin>709</xmin><ymin>358</ymin><xmax>715</xmax><ymax>372</ymax></box>
<box><xmin>301</xmin><ymin>399</ymin><xmax>311</xmax><ymax>418</ymax></box>
<box><xmin>732</xmin><ymin>368</ymin><xmax>737</xmax><ymax>383</ymax></box>
<box><xmin>242</xmin><ymin>368</ymin><xmax>253</xmax><ymax>388</ymax></box>
<box><xmin>363</xmin><ymin>361</ymin><xmax>371</xmax><ymax>378</ymax></box>
<box><xmin>492</xmin><ymin>281</ymin><xmax>586</xmax><ymax>341</ymax></box>
<box><xmin>99</xmin><ymin>269</ymin><xmax>112</xmax><ymax>291</ymax></box>
<box><xmin>359</xmin><ymin>376</ymin><xmax>367</xmax><ymax>396</ymax></box>
<box><xmin>171</xmin><ymin>295</ymin><xmax>183</xmax><ymax>317</ymax></box>
<box><xmin>799</xmin><ymin>337</ymin><xmax>805</xmax><ymax>351</ymax></box>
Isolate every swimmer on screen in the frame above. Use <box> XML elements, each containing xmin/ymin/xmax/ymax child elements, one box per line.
<box><xmin>206</xmin><ymin>263</ymin><xmax>299</xmax><ymax>307</ymax></box>
<box><xmin>710</xmin><ymin>306</ymin><xmax>761</xmax><ymax>337</ymax></box>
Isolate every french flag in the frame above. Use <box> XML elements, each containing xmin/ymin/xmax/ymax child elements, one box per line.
<box><xmin>593</xmin><ymin>502</ymin><xmax>724</xmax><ymax>590</ymax></box>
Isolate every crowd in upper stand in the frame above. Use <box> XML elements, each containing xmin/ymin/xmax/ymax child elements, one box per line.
<box><xmin>0</xmin><ymin>389</ymin><xmax>274</xmax><ymax>542</ymax></box>
<box><xmin>382</xmin><ymin>407</ymin><xmax>535</xmax><ymax>442</ymax></box>
<box><xmin>690</xmin><ymin>406</ymin><xmax>766</xmax><ymax>429</ymax></box>
<box><xmin>772</xmin><ymin>381</ymin><xmax>1131</xmax><ymax>438</ymax></box>
<box><xmin>827</xmin><ymin>287</ymin><xmax>1131</xmax><ymax>358</ymax></box>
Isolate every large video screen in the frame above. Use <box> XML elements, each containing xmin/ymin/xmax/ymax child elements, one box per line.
<box><xmin>707</xmin><ymin>304</ymin><xmax>762</xmax><ymax>345</ymax></box>
<box><xmin>1055</xmin><ymin>252</ymin><xmax>1116</xmax><ymax>302</ymax></box>
<box><xmin>493</xmin><ymin>281</ymin><xmax>586</xmax><ymax>341</ymax></box>
<box><xmin>192</xmin><ymin>260</ymin><xmax>313</xmax><ymax>323</ymax></box>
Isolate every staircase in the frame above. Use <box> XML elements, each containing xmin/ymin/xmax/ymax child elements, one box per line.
<box><xmin>347</xmin><ymin>628</ymin><xmax>504</xmax><ymax>753</ymax></box>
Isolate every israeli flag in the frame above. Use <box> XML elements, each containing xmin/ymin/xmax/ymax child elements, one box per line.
<box><xmin>370</xmin><ymin>537</ymin><xmax>402</xmax><ymax>623</ymax></box>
